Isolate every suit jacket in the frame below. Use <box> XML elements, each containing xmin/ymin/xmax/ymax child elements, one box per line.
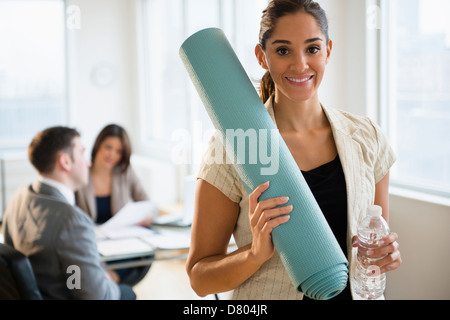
<box><xmin>2</xmin><ymin>181</ymin><xmax>120</xmax><ymax>300</ymax></box>
<box><xmin>75</xmin><ymin>166</ymin><xmax>148</xmax><ymax>222</ymax></box>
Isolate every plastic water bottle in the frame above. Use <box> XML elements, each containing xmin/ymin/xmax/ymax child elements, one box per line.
<box><xmin>352</xmin><ymin>205</ymin><xmax>390</xmax><ymax>300</ymax></box>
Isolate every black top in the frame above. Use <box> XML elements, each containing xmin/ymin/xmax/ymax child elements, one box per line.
<box><xmin>301</xmin><ymin>155</ymin><xmax>352</xmax><ymax>300</ymax></box>
<box><xmin>95</xmin><ymin>195</ymin><xmax>112</xmax><ymax>224</ymax></box>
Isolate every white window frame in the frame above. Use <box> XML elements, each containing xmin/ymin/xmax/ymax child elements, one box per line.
<box><xmin>0</xmin><ymin>0</ymin><xmax>69</xmax><ymax>150</ymax></box>
<box><xmin>376</xmin><ymin>0</ymin><xmax>450</xmax><ymax>201</ymax></box>
<box><xmin>136</xmin><ymin>0</ymin><xmax>268</xmax><ymax>175</ymax></box>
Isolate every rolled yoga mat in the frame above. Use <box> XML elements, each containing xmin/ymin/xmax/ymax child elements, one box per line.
<box><xmin>179</xmin><ymin>28</ymin><xmax>348</xmax><ymax>300</ymax></box>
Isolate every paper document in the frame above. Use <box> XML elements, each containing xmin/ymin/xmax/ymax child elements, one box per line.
<box><xmin>97</xmin><ymin>238</ymin><xmax>155</xmax><ymax>257</ymax></box>
<box><xmin>98</xmin><ymin>200</ymin><xmax>159</xmax><ymax>232</ymax></box>
<box><xmin>141</xmin><ymin>233</ymin><xmax>191</xmax><ymax>250</ymax></box>
<box><xmin>96</xmin><ymin>225</ymin><xmax>157</xmax><ymax>239</ymax></box>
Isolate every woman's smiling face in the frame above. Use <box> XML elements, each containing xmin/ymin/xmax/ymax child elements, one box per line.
<box><xmin>256</xmin><ymin>11</ymin><xmax>332</xmax><ymax>103</ymax></box>
<box><xmin>95</xmin><ymin>136</ymin><xmax>123</xmax><ymax>170</ymax></box>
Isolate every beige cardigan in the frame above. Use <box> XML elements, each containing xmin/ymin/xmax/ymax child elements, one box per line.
<box><xmin>197</xmin><ymin>97</ymin><xmax>396</xmax><ymax>299</ymax></box>
<box><xmin>75</xmin><ymin>166</ymin><xmax>148</xmax><ymax>222</ymax></box>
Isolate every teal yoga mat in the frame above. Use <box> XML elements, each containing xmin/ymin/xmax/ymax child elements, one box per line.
<box><xmin>180</xmin><ymin>28</ymin><xmax>348</xmax><ymax>300</ymax></box>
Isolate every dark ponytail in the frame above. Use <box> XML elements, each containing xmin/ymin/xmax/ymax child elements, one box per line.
<box><xmin>259</xmin><ymin>71</ymin><xmax>275</xmax><ymax>104</ymax></box>
<box><xmin>258</xmin><ymin>0</ymin><xmax>329</xmax><ymax>103</ymax></box>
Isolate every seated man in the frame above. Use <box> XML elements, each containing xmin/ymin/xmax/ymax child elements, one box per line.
<box><xmin>2</xmin><ymin>126</ymin><xmax>135</xmax><ymax>300</ymax></box>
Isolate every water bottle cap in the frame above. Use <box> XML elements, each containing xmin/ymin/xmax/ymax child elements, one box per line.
<box><xmin>368</xmin><ymin>205</ymin><xmax>382</xmax><ymax>217</ymax></box>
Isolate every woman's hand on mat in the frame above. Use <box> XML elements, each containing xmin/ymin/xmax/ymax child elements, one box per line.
<box><xmin>352</xmin><ymin>233</ymin><xmax>402</xmax><ymax>274</ymax></box>
<box><xmin>248</xmin><ymin>181</ymin><xmax>292</xmax><ymax>265</ymax></box>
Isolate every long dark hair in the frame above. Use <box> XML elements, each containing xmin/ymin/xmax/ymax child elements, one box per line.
<box><xmin>91</xmin><ymin>124</ymin><xmax>132</xmax><ymax>173</ymax></box>
<box><xmin>258</xmin><ymin>0</ymin><xmax>330</xmax><ymax>103</ymax></box>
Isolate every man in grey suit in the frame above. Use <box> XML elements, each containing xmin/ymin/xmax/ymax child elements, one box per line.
<box><xmin>2</xmin><ymin>126</ymin><xmax>135</xmax><ymax>300</ymax></box>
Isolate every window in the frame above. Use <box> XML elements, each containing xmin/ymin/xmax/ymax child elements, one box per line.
<box><xmin>140</xmin><ymin>0</ymin><xmax>268</xmax><ymax>172</ymax></box>
<box><xmin>380</xmin><ymin>0</ymin><xmax>450</xmax><ymax>197</ymax></box>
<box><xmin>0</xmin><ymin>0</ymin><xmax>67</xmax><ymax>148</ymax></box>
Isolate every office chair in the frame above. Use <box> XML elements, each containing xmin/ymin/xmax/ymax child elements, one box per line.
<box><xmin>0</xmin><ymin>243</ymin><xmax>43</xmax><ymax>300</ymax></box>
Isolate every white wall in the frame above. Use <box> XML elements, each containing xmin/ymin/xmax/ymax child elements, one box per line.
<box><xmin>317</xmin><ymin>0</ymin><xmax>346</xmax><ymax>110</ymax></box>
<box><xmin>66</xmin><ymin>0</ymin><xmax>138</xmax><ymax>153</ymax></box>
<box><xmin>65</xmin><ymin>0</ymin><xmax>180</xmax><ymax>205</ymax></box>
<box><xmin>317</xmin><ymin>0</ymin><xmax>367</xmax><ymax>116</ymax></box>
<box><xmin>65</xmin><ymin>0</ymin><xmax>450</xmax><ymax>299</ymax></box>
<box><xmin>388</xmin><ymin>190</ymin><xmax>450</xmax><ymax>299</ymax></box>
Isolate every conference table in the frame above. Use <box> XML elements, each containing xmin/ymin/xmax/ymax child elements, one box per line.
<box><xmin>97</xmin><ymin>224</ymin><xmax>192</xmax><ymax>270</ymax></box>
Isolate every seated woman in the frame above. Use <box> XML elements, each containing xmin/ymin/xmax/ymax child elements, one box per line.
<box><xmin>76</xmin><ymin>124</ymin><xmax>152</xmax><ymax>286</ymax></box>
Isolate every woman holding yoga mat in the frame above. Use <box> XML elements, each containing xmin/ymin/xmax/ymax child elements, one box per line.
<box><xmin>186</xmin><ymin>0</ymin><xmax>401</xmax><ymax>300</ymax></box>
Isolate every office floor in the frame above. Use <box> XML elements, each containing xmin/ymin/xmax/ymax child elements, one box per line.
<box><xmin>133</xmin><ymin>258</ymin><xmax>233</xmax><ymax>300</ymax></box>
